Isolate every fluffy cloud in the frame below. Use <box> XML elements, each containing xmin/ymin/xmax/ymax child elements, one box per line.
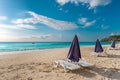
<box><xmin>78</xmin><ymin>18</ymin><xmax>87</xmax><ymax>24</ymax></box>
<box><xmin>0</xmin><ymin>33</ymin><xmax>65</xmax><ymax>42</ymax></box>
<box><xmin>84</xmin><ymin>20</ymin><xmax>96</xmax><ymax>27</ymax></box>
<box><xmin>0</xmin><ymin>15</ymin><xmax>36</xmax><ymax>30</ymax></box>
<box><xmin>12</xmin><ymin>11</ymin><xmax>78</xmax><ymax>30</ymax></box>
<box><xmin>59</xmin><ymin>8</ymin><xmax>69</xmax><ymax>13</ymax></box>
<box><xmin>110</xmin><ymin>33</ymin><xmax>115</xmax><ymax>36</ymax></box>
<box><xmin>78</xmin><ymin>18</ymin><xmax>96</xmax><ymax>28</ymax></box>
<box><xmin>0</xmin><ymin>16</ymin><xmax>7</xmax><ymax>20</ymax></box>
<box><xmin>0</xmin><ymin>31</ymin><xmax>52</xmax><ymax>42</ymax></box>
<box><xmin>0</xmin><ymin>24</ymin><xmax>36</xmax><ymax>29</ymax></box>
<box><xmin>56</xmin><ymin>0</ymin><xmax>69</xmax><ymax>6</ymax></box>
<box><xmin>101</xmin><ymin>25</ymin><xmax>109</xmax><ymax>29</ymax></box>
<box><xmin>30</xmin><ymin>34</ymin><xmax>52</xmax><ymax>40</ymax></box>
<box><xmin>110</xmin><ymin>32</ymin><xmax>120</xmax><ymax>36</ymax></box>
<box><xmin>56</xmin><ymin>0</ymin><xmax>111</xmax><ymax>9</ymax></box>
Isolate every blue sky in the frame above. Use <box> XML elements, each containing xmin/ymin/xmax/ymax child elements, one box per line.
<box><xmin>0</xmin><ymin>0</ymin><xmax>120</xmax><ymax>42</ymax></box>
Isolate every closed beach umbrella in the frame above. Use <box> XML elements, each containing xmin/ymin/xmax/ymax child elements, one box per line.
<box><xmin>67</xmin><ymin>35</ymin><xmax>81</xmax><ymax>62</ymax></box>
<box><xmin>94</xmin><ymin>39</ymin><xmax>103</xmax><ymax>53</ymax></box>
<box><xmin>111</xmin><ymin>40</ymin><xmax>115</xmax><ymax>48</ymax></box>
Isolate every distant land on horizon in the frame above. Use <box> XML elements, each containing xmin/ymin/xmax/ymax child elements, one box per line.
<box><xmin>101</xmin><ymin>35</ymin><xmax>120</xmax><ymax>42</ymax></box>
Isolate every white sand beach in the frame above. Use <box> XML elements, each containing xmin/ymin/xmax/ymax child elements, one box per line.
<box><xmin>0</xmin><ymin>46</ymin><xmax>120</xmax><ymax>80</ymax></box>
<box><xmin>1</xmin><ymin>0</ymin><xmax>120</xmax><ymax>80</ymax></box>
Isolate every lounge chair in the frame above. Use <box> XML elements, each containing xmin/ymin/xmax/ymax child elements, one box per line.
<box><xmin>77</xmin><ymin>59</ymin><xmax>94</xmax><ymax>67</ymax></box>
<box><xmin>67</xmin><ymin>58</ymin><xmax>94</xmax><ymax>67</ymax></box>
<box><xmin>53</xmin><ymin>60</ymin><xmax>80</xmax><ymax>72</ymax></box>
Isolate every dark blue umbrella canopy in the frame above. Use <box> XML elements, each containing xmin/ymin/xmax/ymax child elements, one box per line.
<box><xmin>94</xmin><ymin>39</ymin><xmax>103</xmax><ymax>53</ymax></box>
<box><xmin>67</xmin><ymin>35</ymin><xmax>81</xmax><ymax>62</ymax></box>
<box><xmin>111</xmin><ymin>40</ymin><xmax>115</xmax><ymax>48</ymax></box>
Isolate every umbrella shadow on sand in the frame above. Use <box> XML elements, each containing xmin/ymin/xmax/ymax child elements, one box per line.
<box><xmin>91</xmin><ymin>66</ymin><xmax>120</xmax><ymax>80</ymax></box>
<box><xmin>107</xmin><ymin>54</ymin><xmax>120</xmax><ymax>58</ymax></box>
<box><xmin>57</xmin><ymin>65</ymin><xmax>120</xmax><ymax>79</ymax></box>
<box><xmin>67</xmin><ymin>68</ymin><xmax>96</xmax><ymax>78</ymax></box>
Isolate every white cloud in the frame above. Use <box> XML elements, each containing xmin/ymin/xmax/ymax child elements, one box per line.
<box><xmin>12</xmin><ymin>11</ymin><xmax>78</xmax><ymax>30</ymax></box>
<box><xmin>88</xmin><ymin>0</ymin><xmax>111</xmax><ymax>9</ymax></box>
<box><xmin>0</xmin><ymin>15</ymin><xmax>36</xmax><ymax>30</ymax></box>
<box><xmin>56</xmin><ymin>0</ymin><xmax>111</xmax><ymax>9</ymax></box>
<box><xmin>0</xmin><ymin>24</ymin><xmax>36</xmax><ymax>30</ymax></box>
<box><xmin>59</xmin><ymin>8</ymin><xmax>69</xmax><ymax>13</ymax></box>
<box><xmin>12</xmin><ymin>18</ymin><xmax>38</xmax><ymax>24</ymax></box>
<box><xmin>110</xmin><ymin>33</ymin><xmax>115</xmax><ymax>36</ymax></box>
<box><xmin>101</xmin><ymin>25</ymin><xmax>109</xmax><ymax>29</ymax></box>
<box><xmin>56</xmin><ymin>0</ymin><xmax>69</xmax><ymax>5</ymax></box>
<box><xmin>0</xmin><ymin>16</ymin><xmax>7</xmax><ymax>20</ymax></box>
<box><xmin>0</xmin><ymin>33</ymin><xmax>64</xmax><ymax>42</ymax></box>
<box><xmin>83</xmin><ymin>20</ymin><xmax>96</xmax><ymax>28</ymax></box>
<box><xmin>78</xmin><ymin>17</ymin><xmax>96</xmax><ymax>28</ymax></box>
<box><xmin>30</xmin><ymin>34</ymin><xmax>52</xmax><ymax>40</ymax></box>
<box><xmin>78</xmin><ymin>18</ymin><xmax>87</xmax><ymax>24</ymax></box>
<box><xmin>109</xmin><ymin>32</ymin><xmax>120</xmax><ymax>36</ymax></box>
<box><xmin>0</xmin><ymin>26</ymin><xmax>53</xmax><ymax>42</ymax></box>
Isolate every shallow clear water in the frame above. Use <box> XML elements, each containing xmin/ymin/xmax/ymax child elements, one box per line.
<box><xmin>0</xmin><ymin>42</ymin><xmax>111</xmax><ymax>52</ymax></box>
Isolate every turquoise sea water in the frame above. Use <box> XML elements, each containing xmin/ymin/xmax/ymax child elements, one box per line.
<box><xmin>0</xmin><ymin>42</ymin><xmax>111</xmax><ymax>52</ymax></box>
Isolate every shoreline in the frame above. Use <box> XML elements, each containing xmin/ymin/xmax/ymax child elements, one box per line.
<box><xmin>0</xmin><ymin>48</ymin><xmax>68</xmax><ymax>56</ymax></box>
<box><xmin>0</xmin><ymin>41</ymin><xmax>112</xmax><ymax>53</ymax></box>
<box><xmin>0</xmin><ymin>46</ymin><xmax>94</xmax><ymax>56</ymax></box>
<box><xmin>0</xmin><ymin>44</ymin><xmax>111</xmax><ymax>55</ymax></box>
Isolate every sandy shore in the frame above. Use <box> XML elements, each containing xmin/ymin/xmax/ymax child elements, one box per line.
<box><xmin>0</xmin><ymin>46</ymin><xmax>120</xmax><ymax>80</ymax></box>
